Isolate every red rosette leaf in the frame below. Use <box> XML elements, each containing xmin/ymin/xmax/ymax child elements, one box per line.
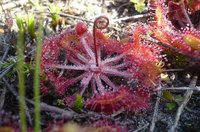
<box><xmin>85</xmin><ymin>87</ymin><xmax>150</xmax><ymax>114</ymax></box>
<box><xmin>85</xmin><ymin>88</ymin><xmax>129</xmax><ymax>114</ymax></box>
<box><xmin>54</xmin><ymin>77</ymin><xmax>74</xmax><ymax>96</ymax></box>
<box><xmin>125</xmin><ymin>88</ymin><xmax>150</xmax><ymax>113</ymax></box>
<box><xmin>40</xmin><ymin>82</ymin><xmax>49</xmax><ymax>95</ymax></box>
<box><xmin>122</xmin><ymin>25</ymin><xmax>163</xmax><ymax>88</ymax></box>
<box><xmin>41</xmin><ymin>36</ymin><xmax>62</xmax><ymax>69</ymax></box>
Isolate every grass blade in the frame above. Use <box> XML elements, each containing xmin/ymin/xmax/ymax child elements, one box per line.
<box><xmin>16</xmin><ymin>17</ymin><xmax>27</xmax><ymax>132</ymax></box>
<box><xmin>34</xmin><ymin>18</ymin><xmax>44</xmax><ymax>132</ymax></box>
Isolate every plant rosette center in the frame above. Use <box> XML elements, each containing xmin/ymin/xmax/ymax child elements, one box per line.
<box><xmin>88</xmin><ymin>61</ymin><xmax>101</xmax><ymax>73</ymax></box>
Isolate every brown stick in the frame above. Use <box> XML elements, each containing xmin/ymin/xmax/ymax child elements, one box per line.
<box><xmin>150</xmin><ymin>87</ymin><xmax>162</xmax><ymax>132</ymax></box>
<box><xmin>33</xmin><ymin>11</ymin><xmax>93</xmax><ymax>23</ymax></box>
<box><xmin>169</xmin><ymin>75</ymin><xmax>198</xmax><ymax>132</ymax></box>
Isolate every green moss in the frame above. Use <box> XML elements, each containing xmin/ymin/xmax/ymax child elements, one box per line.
<box><xmin>73</xmin><ymin>94</ymin><xmax>84</xmax><ymax>112</ymax></box>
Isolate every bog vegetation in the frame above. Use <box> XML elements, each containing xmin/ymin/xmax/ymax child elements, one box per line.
<box><xmin>0</xmin><ymin>0</ymin><xmax>200</xmax><ymax>131</ymax></box>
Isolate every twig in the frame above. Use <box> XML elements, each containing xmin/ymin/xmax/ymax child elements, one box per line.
<box><xmin>3</xmin><ymin>78</ymin><xmax>32</xmax><ymax>126</ymax></box>
<box><xmin>0</xmin><ymin>65</ymin><xmax>14</xmax><ymax>79</ymax></box>
<box><xmin>163</xmin><ymin>69</ymin><xmax>184</xmax><ymax>72</ymax></box>
<box><xmin>80</xmin><ymin>110</ymin><xmax>115</xmax><ymax>121</ymax></box>
<box><xmin>0</xmin><ymin>41</ymin><xmax>12</xmax><ymax>79</ymax></box>
<box><xmin>26</xmin><ymin>99</ymin><xmax>75</xmax><ymax>119</ymax></box>
<box><xmin>0</xmin><ymin>47</ymin><xmax>35</xmax><ymax>80</ymax></box>
<box><xmin>1</xmin><ymin>46</ymin><xmax>9</xmax><ymax>62</ymax></box>
<box><xmin>112</xmin><ymin>13</ymin><xmax>152</xmax><ymax>22</ymax></box>
<box><xmin>169</xmin><ymin>75</ymin><xmax>198</xmax><ymax>132</ymax></box>
<box><xmin>34</xmin><ymin>11</ymin><xmax>152</xmax><ymax>24</ymax></box>
<box><xmin>0</xmin><ymin>87</ymin><xmax>6</xmax><ymax>110</ymax></box>
<box><xmin>185</xmin><ymin>106</ymin><xmax>200</xmax><ymax>114</ymax></box>
<box><xmin>2</xmin><ymin>78</ymin><xmax>75</xmax><ymax>120</ymax></box>
<box><xmin>134</xmin><ymin>123</ymin><xmax>149</xmax><ymax>132</ymax></box>
<box><xmin>150</xmin><ymin>89</ymin><xmax>162</xmax><ymax>132</ymax></box>
<box><xmin>2</xmin><ymin>78</ymin><xmax>18</xmax><ymax>97</ymax></box>
<box><xmin>33</xmin><ymin>11</ymin><xmax>93</xmax><ymax>23</ymax></box>
<box><xmin>155</xmin><ymin>86</ymin><xmax>200</xmax><ymax>91</ymax></box>
<box><xmin>111</xmin><ymin>109</ymin><xmax>124</xmax><ymax>118</ymax></box>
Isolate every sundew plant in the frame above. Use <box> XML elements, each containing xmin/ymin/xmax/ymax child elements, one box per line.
<box><xmin>41</xmin><ymin>16</ymin><xmax>163</xmax><ymax>114</ymax></box>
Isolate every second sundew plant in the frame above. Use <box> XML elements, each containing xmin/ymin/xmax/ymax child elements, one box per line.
<box><xmin>149</xmin><ymin>0</ymin><xmax>200</xmax><ymax>60</ymax></box>
<box><xmin>40</xmin><ymin>16</ymin><xmax>163</xmax><ymax>114</ymax></box>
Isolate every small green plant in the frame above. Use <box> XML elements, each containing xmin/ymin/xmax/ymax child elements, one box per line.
<box><xmin>29</xmin><ymin>0</ymin><xmax>40</xmax><ymax>9</ymax></box>
<box><xmin>163</xmin><ymin>90</ymin><xmax>174</xmax><ymax>102</ymax></box>
<box><xmin>25</xmin><ymin>14</ymin><xmax>35</xmax><ymax>39</ymax></box>
<box><xmin>73</xmin><ymin>94</ymin><xmax>84</xmax><ymax>112</ymax></box>
<box><xmin>163</xmin><ymin>90</ymin><xmax>184</xmax><ymax>111</ymax></box>
<box><xmin>48</xmin><ymin>4</ymin><xmax>61</xmax><ymax>31</ymax></box>
<box><xmin>130</xmin><ymin>0</ymin><xmax>146</xmax><ymax>13</ymax></box>
<box><xmin>56</xmin><ymin>99</ymin><xmax>65</xmax><ymax>106</ymax></box>
<box><xmin>16</xmin><ymin>15</ymin><xmax>36</xmax><ymax>40</ymax></box>
<box><xmin>166</xmin><ymin>102</ymin><xmax>177</xmax><ymax>110</ymax></box>
<box><xmin>16</xmin><ymin>16</ymin><xmax>24</xmax><ymax>32</ymax></box>
<box><xmin>163</xmin><ymin>90</ymin><xmax>176</xmax><ymax>110</ymax></box>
